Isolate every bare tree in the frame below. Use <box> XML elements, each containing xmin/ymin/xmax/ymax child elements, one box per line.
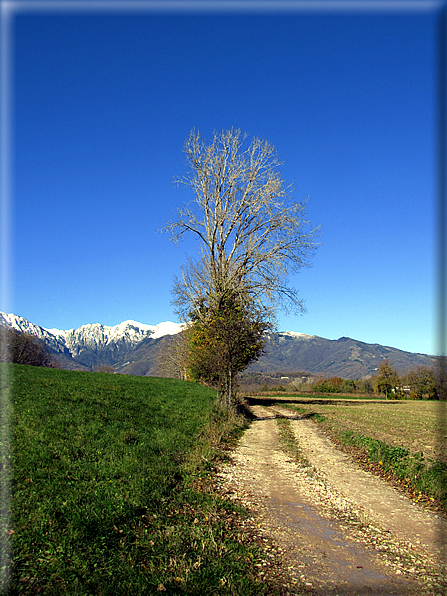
<box><xmin>155</xmin><ymin>331</ymin><xmax>190</xmax><ymax>381</ymax></box>
<box><xmin>163</xmin><ymin>129</ymin><xmax>319</xmax><ymax>406</ymax></box>
<box><xmin>164</xmin><ymin>128</ymin><xmax>320</xmax><ymax>323</ymax></box>
<box><xmin>0</xmin><ymin>328</ymin><xmax>60</xmax><ymax>368</ymax></box>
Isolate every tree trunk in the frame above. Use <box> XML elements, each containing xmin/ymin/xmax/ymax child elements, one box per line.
<box><xmin>228</xmin><ymin>368</ymin><xmax>232</xmax><ymax>408</ymax></box>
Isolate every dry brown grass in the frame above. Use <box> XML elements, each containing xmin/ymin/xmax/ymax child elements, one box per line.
<box><xmin>285</xmin><ymin>400</ymin><xmax>447</xmax><ymax>463</ymax></box>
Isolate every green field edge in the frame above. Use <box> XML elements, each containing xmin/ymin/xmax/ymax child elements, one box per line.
<box><xmin>1</xmin><ymin>364</ymin><xmax>300</xmax><ymax>596</ymax></box>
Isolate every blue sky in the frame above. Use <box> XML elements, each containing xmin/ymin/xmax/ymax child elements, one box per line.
<box><xmin>2</xmin><ymin>1</ymin><xmax>443</xmax><ymax>355</ymax></box>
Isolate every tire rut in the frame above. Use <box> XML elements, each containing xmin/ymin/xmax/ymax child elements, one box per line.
<box><xmin>217</xmin><ymin>405</ymin><xmax>446</xmax><ymax>595</ymax></box>
<box><xmin>273</xmin><ymin>405</ymin><xmax>446</xmax><ymax>561</ymax></box>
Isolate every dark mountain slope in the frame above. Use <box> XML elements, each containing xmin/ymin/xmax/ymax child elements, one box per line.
<box><xmin>248</xmin><ymin>334</ymin><xmax>435</xmax><ymax>378</ymax></box>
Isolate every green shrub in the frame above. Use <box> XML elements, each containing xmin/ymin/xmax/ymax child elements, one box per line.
<box><xmin>341</xmin><ymin>379</ymin><xmax>356</xmax><ymax>393</ymax></box>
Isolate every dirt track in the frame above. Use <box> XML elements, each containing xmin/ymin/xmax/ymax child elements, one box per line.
<box><xmin>217</xmin><ymin>405</ymin><xmax>447</xmax><ymax>595</ymax></box>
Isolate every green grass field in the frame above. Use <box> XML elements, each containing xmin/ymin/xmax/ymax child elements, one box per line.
<box><xmin>1</xmin><ymin>364</ymin><xmax>275</xmax><ymax>595</ymax></box>
<box><xmin>5</xmin><ymin>366</ymin><xmax>445</xmax><ymax>594</ymax></box>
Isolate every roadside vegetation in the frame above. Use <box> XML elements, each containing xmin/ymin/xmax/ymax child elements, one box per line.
<box><xmin>275</xmin><ymin>414</ymin><xmax>312</xmax><ymax>470</ymax></box>
<box><xmin>2</xmin><ymin>363</ymin><xmax>287</xmax><ymax>595</ymax></box>
<box><xmin>280</xmin><ymin>400</ymin><xmax>447</xmax><ymax>511</ymax></box>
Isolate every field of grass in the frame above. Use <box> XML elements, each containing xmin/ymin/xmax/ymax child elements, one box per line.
<box><xmin>1</xmin><ymin>364</ymin><xmax>277</xmax><ymax>595</ymax></box>
<box><xmin>278</xmin><ymin>399</ymin><xmax>447</xmax><ymax>509</ymax></box>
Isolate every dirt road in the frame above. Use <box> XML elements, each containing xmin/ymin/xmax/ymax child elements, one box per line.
<box><xmin>217</xmin><ymin>405</ymin><xmax>447</xmax><ymax>595</ymax></box>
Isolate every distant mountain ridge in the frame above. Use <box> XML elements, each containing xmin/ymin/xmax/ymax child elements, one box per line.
<box><xmin>0</xmin><ymin>312</ymin><xmax>183</xmax><ymax>371</ymax></box>
<box><xmin>0</xmin><ymin>312</ymin><xmax>436</xmax><ymax>379</ymax></box>
<box><xmin>247</xmin><ymin>333</ymin><xmax>436</xmax><ymax>379</ymax></box>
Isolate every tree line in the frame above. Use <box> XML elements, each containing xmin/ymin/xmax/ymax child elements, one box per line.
<box><xmin>0</xmin><ymin>327</ymin><xmax>60</xmax><ymax>368</ymax></box>
<box><xmin>374</xmin><ymin>359</ymin><xmax>445</xmax><ymax>400</ymax></box>
<box><xmin>252</xmin><ymin>359</ymin><xmax>445</xmax><ymax>400</ymax></box>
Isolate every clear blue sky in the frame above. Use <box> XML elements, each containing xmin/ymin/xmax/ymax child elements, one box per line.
<box><xmin>2</xmin><ymin>1</ymin><xmax>442</xmax><ymax>355</ymax></box>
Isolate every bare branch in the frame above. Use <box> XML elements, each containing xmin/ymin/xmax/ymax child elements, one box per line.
<box><xmin>165</xmin><ymin>128</ymin><xmax>321</xmax><ymax>321</ymax></box>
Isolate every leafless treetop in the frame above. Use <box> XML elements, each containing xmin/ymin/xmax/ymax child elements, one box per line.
<box><xmin>164</xmin><ymin>128</ymin><xmax>320</xmax><ymax>322</ymax></box>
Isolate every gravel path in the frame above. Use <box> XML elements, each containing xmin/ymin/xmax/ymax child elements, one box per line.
<box><xmin>217</xmin><ymin>405</ymin><xmax>447</xmax><ymax>595</ymax></box>
<box><xmin>276</xmin><ymin>405</ymin><xmax>446</xmax><ymax>561</ymax></box>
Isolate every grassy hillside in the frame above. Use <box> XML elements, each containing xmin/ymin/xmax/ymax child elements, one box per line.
<box><xmin>1</xmin><ymin>364</ymin><xmax>271</xmax><ymax>595</ymax></box>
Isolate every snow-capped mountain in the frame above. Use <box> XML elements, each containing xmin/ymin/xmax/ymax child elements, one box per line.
<box><xmin>0</xmin><ymin>312</ymin><xmax>183</xmax><ymax>370</ymax></box>
<box><xmin>0</xmin><ymin>312</ymin><xmax>70</xmax><ymax>355</ymax></box>
<box><xmin>278</xmin><ymin>331</ymin><xmax>316</xmax><ymax>340</ymax></box>
<box><xmin>0</xmin><ymin>312</ymin><xmax>436</xmax><ymax>378</ymax></box>
<box><xmin>61</xmin><ymin>320</ymin><xmax>183</xmax><ymax>356</ymax></box>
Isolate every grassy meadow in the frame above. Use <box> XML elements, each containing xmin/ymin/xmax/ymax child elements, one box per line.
<box><xmin>1</xmin><ymin>364</ymin><xmax>274</xmax><ymax>595</ymax></box>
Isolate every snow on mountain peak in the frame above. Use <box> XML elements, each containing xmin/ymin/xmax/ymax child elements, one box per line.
<box><xmin>117</xmin><ymin>320</ymin><xmax>157</xmax><ymax>332</ymax></box>
<box><xmin>63</xmin><ymin>319</ymin><xmax>183</xmax><ymax>346</ymax></box>
<box><xmin>0</xmin><ymin>312</ymin><xmax>70</xmax><ymax>354</ymax></box>
<box><xmin>44</xmin><ymin>327</ymin><xmax>70</xmax><ymax>338</ymax></box>
<box><xmin>279</xmin><ymin>330</ymin><xmax>316</xmax><ymax>340</ymax></box>
<box><xmin>1</xmin><ymin>312</ymin><xmax>307</xmax><ymax>346</ymax></box>
<box><xmin>0</xmin><ymin>312</ymin><xmax>184</xmax><ymax>359</ymax></box>
<box><xmin>151</xmin><ymin>321</ymin><xmax>185</xmax><ymax>339</ymax></box>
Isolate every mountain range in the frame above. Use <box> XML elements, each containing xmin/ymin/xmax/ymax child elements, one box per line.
<box><xmin>0</xmin><ymin>312</ymin><xmax>436</xmax><ymax>380</ymax></box>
